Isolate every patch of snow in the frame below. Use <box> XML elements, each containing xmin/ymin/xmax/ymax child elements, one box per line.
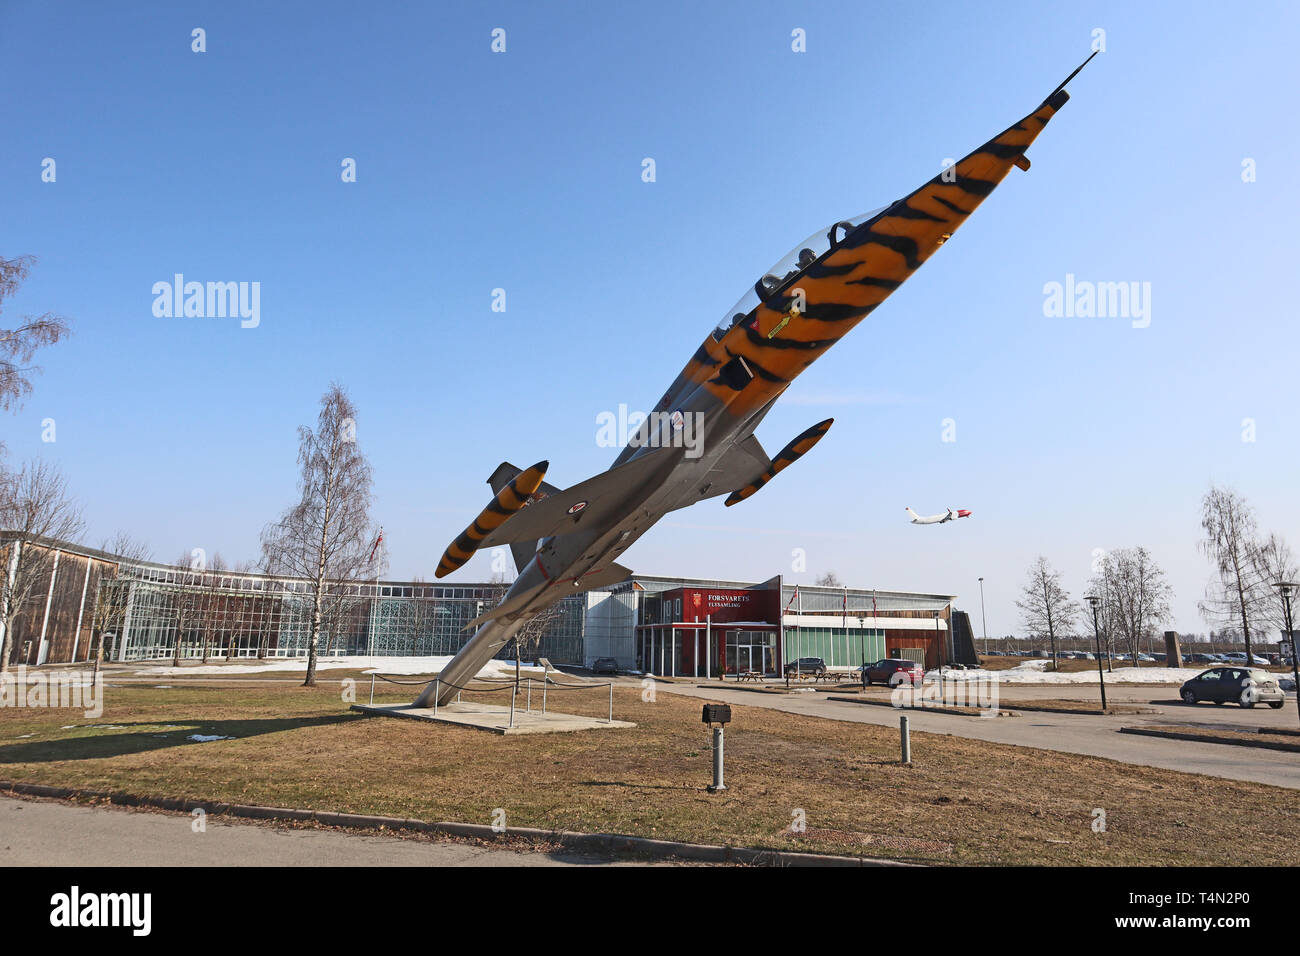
<box><xmin>135</xmin><ymin>655</ymin><xmax>549</xmax><ymax>680</ymax></box>
<box><xmin>926</xmin><ymin>663</ymin><xmax>1216</xmax><ymax>685</ymax></box>
<box><xmin>186</xmin><ymin>734</ymin><xmax>233</xmax><ymax>742</ymax></box>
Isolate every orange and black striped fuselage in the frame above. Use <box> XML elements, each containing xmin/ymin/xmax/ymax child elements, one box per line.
<box><xmin>670</xmin><ymin>89</ymin><xmax>1071</xmax><ymax>428</ymax></box>
<box><xmin>420</xmin><ymin>76</ymin><xmax>1083</xmax><ymax>706</ymax></box>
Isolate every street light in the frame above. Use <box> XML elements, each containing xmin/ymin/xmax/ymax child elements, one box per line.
<box><xmin>857</xmin><ymin>612</ymin><xmax>867</xmax><ymax>689</ymax></box>
<box><xmin>1272</xmin><ymin>581</ymin><xmax>1299</xmax><ymax>728</ymax></box>
<box><xmin>1085</xmin><ymin>594</ymin><xmax>1108</xmax><ymax>712</ymax></box>
<box><xmin>978</xmin><ymin>576</ymin><xmax>988</xmax><ymax>656</ymax></box>
<box><xmin>934</xmin><ymin>609</ymin><xmax>944</xmax><ymax>669</ymax></box>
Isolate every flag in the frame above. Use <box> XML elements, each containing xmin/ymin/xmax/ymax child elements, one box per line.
<box><xmin>369</xmin><ymin>526</ymin><xmax>384</xmax><ymax>563</ymax></box>
<box><xmin>785</xmin><ymin>585</ymin><xmax>799</xmax><ymax>612</ymax></box>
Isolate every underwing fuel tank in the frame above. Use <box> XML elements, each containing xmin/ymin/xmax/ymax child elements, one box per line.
<box><xmin>725</xmin><ymin>418</ymin><xmax>833</xmax><ymax>506</ymax></box>
<box><xmin>435</xmin><ymin>461</ymin><xmax>548</xmax><ymax>578</ymax></box>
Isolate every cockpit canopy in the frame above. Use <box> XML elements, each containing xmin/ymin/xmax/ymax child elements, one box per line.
<box><xmin>712</xmin><ymin>207</ymin><xmax>885</xmax><ymax>340</ymax></box>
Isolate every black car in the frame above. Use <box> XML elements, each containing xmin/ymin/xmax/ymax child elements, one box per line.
<box><xmin>1180</xmin><ymin>667</ymin><xmax>1285</xmax><ymax>709</ymax></box>
<box><xmin>784</xmin><ymin>657</ymin><xmax>826</xmax><ymax>677</ymax></box>
<box><xmin>591</xmin><ymin>657</ymin><xmax>619</xmax><ymax>675</ymax></box>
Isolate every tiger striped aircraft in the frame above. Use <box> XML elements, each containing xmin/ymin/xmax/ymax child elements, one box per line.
<box><xmin>416</xmin><ymin>56</ymin><xmax>1094</xmax><ymax>707</ymax></box>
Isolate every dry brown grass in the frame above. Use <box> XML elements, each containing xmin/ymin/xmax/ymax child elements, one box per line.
<box><xmin>1</xmin><ymin>682</ymin><xmax>1297</xmax><ymax>865</ymax></box>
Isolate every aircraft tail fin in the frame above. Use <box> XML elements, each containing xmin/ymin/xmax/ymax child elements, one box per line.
<box><xmin>475</xmin><ymin>446</ymin><xmax>679</xmax><ymax>552</ymax></box>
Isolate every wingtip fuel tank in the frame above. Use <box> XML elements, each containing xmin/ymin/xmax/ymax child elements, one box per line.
<box><xmin>725</xmin><ymin>418</ymin><xmax>833</xmax><ymax>506</ymax></box>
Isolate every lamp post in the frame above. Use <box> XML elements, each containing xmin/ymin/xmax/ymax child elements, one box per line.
<box><xmin>857</xmin><ymin>612</ymin><xmax>866</xmax><ymax>689</ymax></box>
<box><xmin>1272</xmin><ymin>581</ymin><xmax>1299</xmax><ymax>728</ymax></box>
<box><xmin>1085</xmin><ymin>595</ymin><xmax>1108</xmax><ymax>712</ymax></box>
<box><xmin>978</xmin><ymin>576</ymin><xmax>988</xmax><ymax>656</ymax></box>
<box><xmin>934</xmin><ymin>609</ymin><xmax>944</xmax><ymax>670</ymax></box>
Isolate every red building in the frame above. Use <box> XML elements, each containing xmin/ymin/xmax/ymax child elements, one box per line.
<box><xmin>637</xmin><ymin>578</ymin><xmax>782</xmax><ymax>677</ymax></box>
<box><xmin>628</xmin><ymin>575</ymin><xmax>963</xmax><ymax>677</ymax></box>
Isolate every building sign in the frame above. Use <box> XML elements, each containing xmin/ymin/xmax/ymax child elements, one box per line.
<box><xmin>666</xmin><ymin>585</ymin><xmax>780</xmax><ymax>625</ymax></box>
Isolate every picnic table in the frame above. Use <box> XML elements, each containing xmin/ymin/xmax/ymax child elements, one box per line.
<box><xmin>735</xmin><ymin>671</ymin><xmax>766</xmax><ymax>683</ymax></box>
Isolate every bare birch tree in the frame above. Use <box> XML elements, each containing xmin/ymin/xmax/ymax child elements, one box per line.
<box><xmin>0</xmin><ymin>256</ymin><xmax>71</xmax><ymax>413</ymax></box>
<box><xmin>89</xmin><ymin>532</ymin><xmax>152</xmax><ymax>675</ymax></box>
<box><xmin>1199</xmin><ymin>485</ymin><xmax>1265</xmax><ymax>662</ymax></box>
<box><xmin>0</xmin><ymin>460</ymin><xmax>84</xmax><ymax>671</ymax></box>
<box><xmin>169</xmin><ymin>553</ymin><xmax>205</xmax><ymax>667</ymax></box>
<box><xmin>1016</xmin><ymin>556</ymin><xmax>1075</xmax><ymax>671</ymax></box>
<box><xmin>1250</xmin><ymin>533</ymin><xmax>1298</xmax><ymax>640</ymax></box>
<box><xmin>260</xmin><ymin>384</ymin><xmax>375</xmax><ymax>686</ymax></box>
<box><xmin>1105</xmin><ymin>547</ymin><xmax>1173</xmax><ymax>664</ymax></box>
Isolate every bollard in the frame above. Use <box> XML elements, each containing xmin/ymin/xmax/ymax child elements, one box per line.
<box><xmin>708</xmin><ymin>726</ymin><xmax>727</xmax><ymax>791</ymax></box>
<box><xmin>509</xmin><ymin>683</ymin><xmax>517</xmax><ymax>729</ymax></box>
<box><xmin>608</xmin><ymin>682</ymin><xmax>614</xmax><ymax>723</ymax></box>
<box><xmin>369</xmin><ymin>673</ymin><xmax>375</xmax><ymax>705</ymax></box>
<box><xmin>433</xmin><ymin>678</ymin><xmax>439</xmax><ymax>717</ymax></box>
<box><xmin>526</xmin><ymin>678</ymin><xmax>532</xmax><ymax>713</ymax></box>
<box><xmin>900</xmin><ymin>714</ymin><xmax>912</xmax><ymax>764</ymax></box>
<box><xmin>542</xmin><ymin>678</ymin><xmax>547</xmax><ymax>715</ymax></box>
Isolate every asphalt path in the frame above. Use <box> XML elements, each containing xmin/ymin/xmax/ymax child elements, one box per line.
<box><xmin>0</xmin><ymin>796</ymin><xmax>661</xmax><ymax>866</ymax></box>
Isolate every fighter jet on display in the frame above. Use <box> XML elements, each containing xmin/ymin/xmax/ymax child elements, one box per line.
<box><xmin>415</xmin><ymin>56</ymin><xmax>1094</xmax><ymax>707</ymax></box>
<box><xmin>907</xmin><ymin>507</ymin><xmax>973</xmax><ymax>525</ymax></box>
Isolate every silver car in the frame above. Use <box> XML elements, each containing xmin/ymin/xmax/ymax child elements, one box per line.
<box><xmin>1180</xmin><ymin>667</ymin><xmax>1286</xmax><ymax>709</ymax></box>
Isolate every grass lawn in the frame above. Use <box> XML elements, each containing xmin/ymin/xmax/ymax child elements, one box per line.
<box><xmin>1</xmin><ymin>682</ymin><xmax>1297</xmax><ymax>865</ymax></box>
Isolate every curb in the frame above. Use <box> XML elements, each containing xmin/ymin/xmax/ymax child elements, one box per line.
<box><xmin>998</xmin><ymin>702</ymin><xmax>1160</xmax><ymax>717</ymax></box>
<box><xmin>826</xmin><ymin>695</ymin><xmax>1007</xmax><ymax>718</ymax></box>
<box><xmin>0</xmin><ymin>781</ymin><xmax>912</xmax><ymax>867</ymax></box>
<box><xmin>1118</xmin><ymin>727</ymin><xmax>1300</xmax><ymax>753</ymax></box>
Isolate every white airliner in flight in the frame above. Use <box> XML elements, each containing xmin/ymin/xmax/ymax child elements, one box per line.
<box><xmin>907</xmin><ymin>507</ymin><xmax>972</xmax><ymax>525</ymax></box>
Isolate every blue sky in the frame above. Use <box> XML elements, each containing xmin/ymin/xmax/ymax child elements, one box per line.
<box><xmin>3</xmin><ymin>0</ymin><xmax>1297</xmax><ymax>636</ymax></box>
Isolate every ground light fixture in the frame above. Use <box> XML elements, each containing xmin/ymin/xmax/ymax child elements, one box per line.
<box><xmin>702</xmin><ymin>703</ymin><xmax>731</xmax><ymax>792</ymax></box>
<box><xmin>1084</xmin><ymin>594</ymin><xmax>1108</xmax><ymax>711</ymax></box>
<box><xmin>1272</xmin><ymin>581</ymin><xmax>1299</xmax><ymax>728</ymax></box>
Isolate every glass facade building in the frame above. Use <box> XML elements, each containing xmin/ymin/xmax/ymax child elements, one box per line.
<box><xmin>96</xmin><ymin>563</ymin><xmax>587</xmax><ymax>664</ymax></box>
<box><xmin>3</xmin><ymin>536</ymin><xmax>961</xmax><ymax>673</ymax></box>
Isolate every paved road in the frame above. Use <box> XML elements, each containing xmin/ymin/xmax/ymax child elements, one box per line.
<box><xmin>651</xmin><ymin>680</ymin><xmax>1300</xmax><ymax>790</ymax></box>
<box><xmin>0</xmin><ymin>797</ymin><xmax>659</xmax><ymax>866</ymax></box>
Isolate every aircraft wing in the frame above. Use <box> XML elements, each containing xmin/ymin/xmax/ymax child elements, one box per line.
<box><xmin>679</xmin><ymin>435</ymin><xmax>772</xmax><ymax>507</ymax></box>
<box><xmin>476</xmin><ymin>445</ymin><xmax>679</xmax><ymax>550</ymax></box>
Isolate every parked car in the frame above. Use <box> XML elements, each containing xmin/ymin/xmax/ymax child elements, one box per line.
<box><xmin>1185</xmin><ymin>653</ymin><xmax>1220</xmax><ymax>664</ymax></box>
<box><xmin>591</xmin><ymin>657</ymin><xmax>619</xmax><ymax>675</ymax></box>
<box><xmin>860</xmin><ymin>658</ymin><xmax>924</xmax><ymax>687</ymax></box>
<box><xmin>784</xmin><ymin>657</ymin><xmax>826</xmax><ymax>677</ymax></box>
<box><xmin>1135</xmin><ymin>653</ymin><xmax>1157</xmax><ymax>662</ymax></box>
<box><xmin>1221</xmin><ymin>652</ymin><xmax>1272</xmax><ymax>665</ymax></box>
<box><xmin>1180</xmin><ymin>667</ymin><xmax>1285</xmax><ymax>709</ymax></box>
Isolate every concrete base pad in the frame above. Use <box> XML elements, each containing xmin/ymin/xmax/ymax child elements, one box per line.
<box><xmin>351</xmin><ymin>701</ymin><xmax>636</xmax><ymax>735</ymax></box>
